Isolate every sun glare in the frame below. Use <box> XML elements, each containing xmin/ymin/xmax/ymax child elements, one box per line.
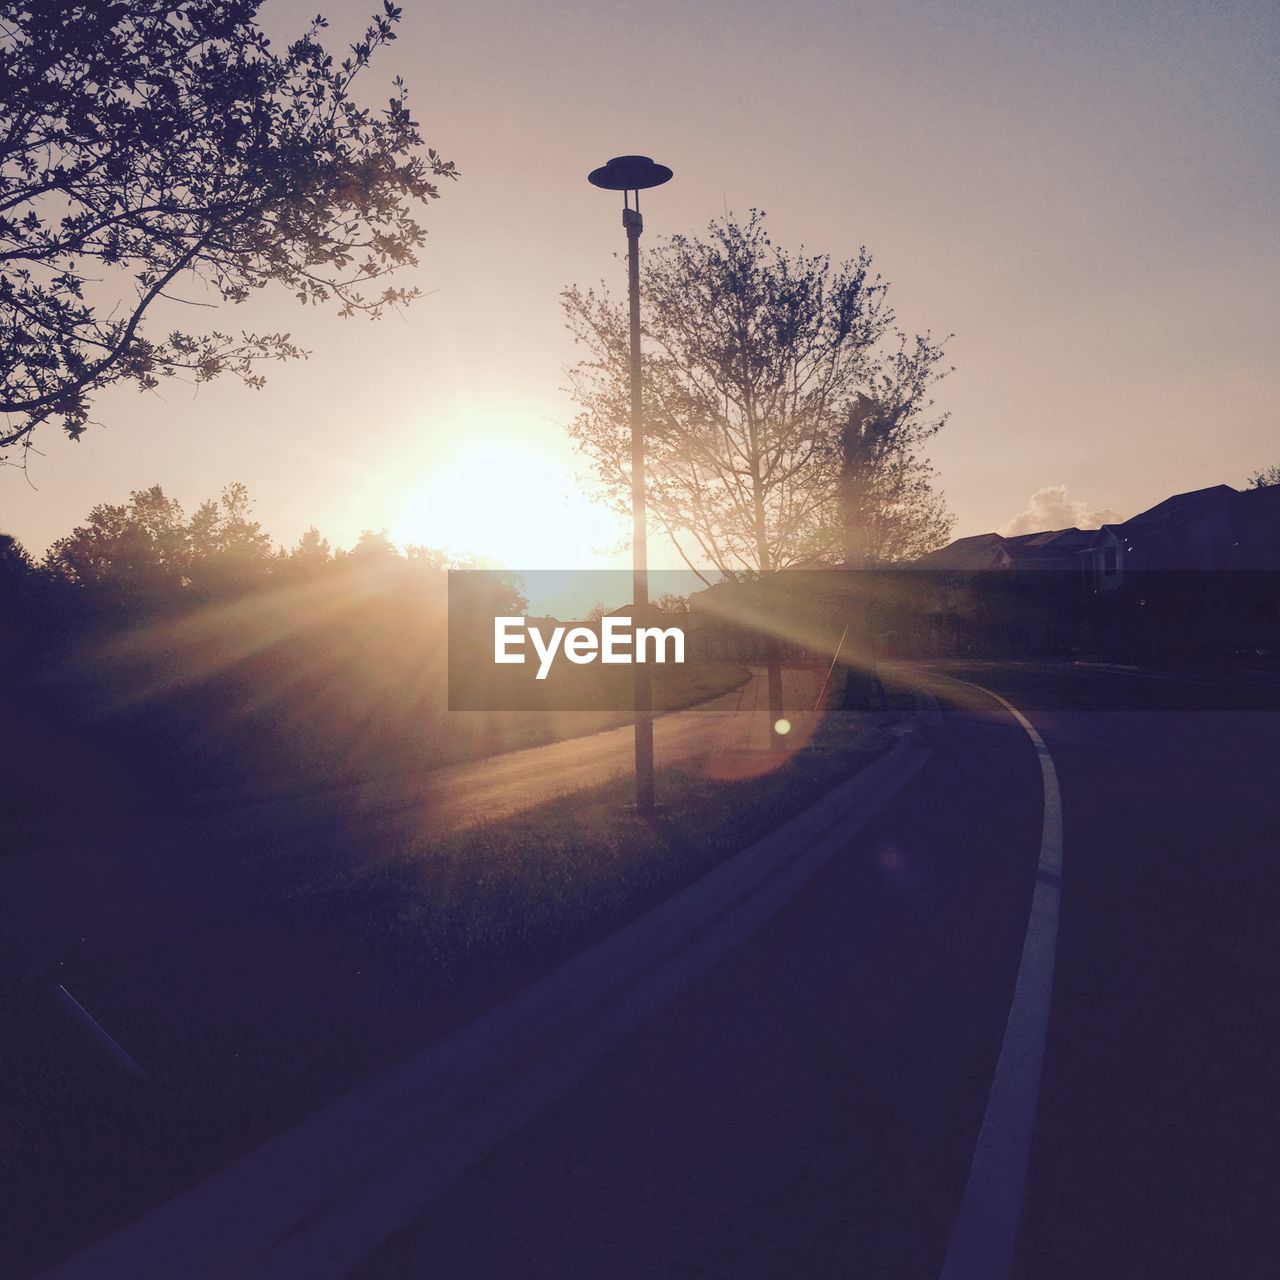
<box><xmin>391</xmin><ymin>437</ymin><xmax>624</xmax><ymax>570</ymax></box>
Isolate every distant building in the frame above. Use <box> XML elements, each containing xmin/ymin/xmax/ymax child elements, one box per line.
<box><xmin>1086</xmin><ymin>483</ymin><xmax>1280</xmax><ymax>583</ymax></box>
<box><xmin>918</xmin><ymin>526</ymin><xmax>1097</xmax><ymax>572</ymax></box>
<box><xmin>915</xmin><ymin>484</ymin><xmax>1280</xmax><ymax>660</ymax></box>
<box><xmin>683</xmin><ymin>483</ymin><xmax>1280</xmax><ymax>665</ymax></box>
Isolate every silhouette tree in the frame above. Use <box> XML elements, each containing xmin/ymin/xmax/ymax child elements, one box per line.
<box><xmin>285</xmin><ymin>525</ymin><xmax>334</xmax><ymax>573</ymax></box>
<box><xmin>404</xmin><ymin>543</ymin><xmax>449</xmax><ymax>570</ymax></box>
<box><xmin>563</xmin><ymin>210</ymin><xmax>951</xmax><ymax>736</ymax></box>
<box><xmin>0</xmin><ymin>531</ymin><xmax>35</xmax><ymax>579</ymax></box>
<box><xmin>44</xmin><ymin>484</ymin><xmax>191</xmax><ymax>595</ymax></box>
<box><xmin>837</xmin><ymin>392</ymin><xmax>954</xmax><ymax>565</ymax></box>
<box><xmin>346</xmin><ymin>528</ymin><xmax>399</xmax><ymax>558</ymax></box>
<box><xmin>42</xmin><ymin>480</ymin><xmax>276</xmax><ymax>596</ymax></box>
<box><xmin>1246</xmin><ymin>465</ymin><xmax>1280</xmax><ymax>489</ymax></box>
<box><xmin>186</xmin><ymin>481</ymin><xmax>273</xmax><ymax>592</ymax></box>
<box><xmin>0</xmin><ymin>1</ymin><xmax>457</xmax><ymax>454</ymax></box>
<box><xmin>0</xmin><ymin>532</ymin><xmax>39</xmax><ymax>640</ymax></box>
<box><xmin>564</xmin><ymin>211</ymin><xmax>951</xmax><ymax>578</ymax></box>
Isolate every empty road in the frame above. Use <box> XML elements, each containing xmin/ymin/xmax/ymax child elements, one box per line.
<box><xmin>345</xmin><ymin>660</ymin><xmax>1280</xmax><ymax>1280</ymax></box>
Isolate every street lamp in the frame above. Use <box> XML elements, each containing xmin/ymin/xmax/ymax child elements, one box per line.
<box><xmin>587</xmin><ymin>154</ymin><xmax>672</xmax><ymax>815</ymax></box>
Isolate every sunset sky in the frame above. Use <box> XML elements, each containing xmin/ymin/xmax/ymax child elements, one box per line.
<box><xmin>2</xmin><ymin>0</ymin><xmax>1276</xmax><ymax>572</ymax></box>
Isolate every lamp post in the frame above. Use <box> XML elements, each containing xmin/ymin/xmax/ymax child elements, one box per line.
<box><xmin>587</xmin><ymin>154</ymin><xmax>672</xmax><ymax>815</ymax></box>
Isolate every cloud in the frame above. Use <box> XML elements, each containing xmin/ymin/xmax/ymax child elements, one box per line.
<box><xmin>999</xmin><ymin>485</ymin><xmax>1122</xmax><ymax>537</ymax></box>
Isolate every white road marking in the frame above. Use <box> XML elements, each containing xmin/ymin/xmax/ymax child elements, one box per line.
<box><xmin>939</xmin><ymin>681</ymin><xmax>1064</xmax><ymax>1280</ymax></box>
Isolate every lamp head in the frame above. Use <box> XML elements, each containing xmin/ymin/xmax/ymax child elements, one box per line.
<box><xmin>587</xmin><ymin>155</ymin><xmax>673</xmax><ymax>191</ymax></box>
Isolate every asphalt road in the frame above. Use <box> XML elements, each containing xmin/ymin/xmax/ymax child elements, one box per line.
<box><xmin>343</xmin><ymin>660</ymin><xmax>1280</xmax><ymax>1280</ymax></box>
<box><xmin>982</xmin><ymin>664</ymin><xmax>1280</xmax><ymax>1280</ymax></box>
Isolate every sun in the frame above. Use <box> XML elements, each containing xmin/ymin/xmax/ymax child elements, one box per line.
<box><xmin>390</xmin><ymin>439</ymin><xmax>625</xmax><ymax>570</ymax></box>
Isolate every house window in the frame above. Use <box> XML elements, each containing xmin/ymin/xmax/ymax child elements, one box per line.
<box><xmin>1103</xmin><ymin>547</ymin><xmax>1118</xmax><ymax>576</ymax></box>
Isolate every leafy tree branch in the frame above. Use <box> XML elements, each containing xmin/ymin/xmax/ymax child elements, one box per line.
<box><xmin>0</xmin><ymin>0</ymin><xmax>457</xmax><ymax>453</ymax></box>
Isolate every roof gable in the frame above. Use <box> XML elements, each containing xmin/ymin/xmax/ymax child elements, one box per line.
<box><xmin>1120</xmin><ymin>485</ymin><xmax>1237</xmax><ymax>530</ymax></box>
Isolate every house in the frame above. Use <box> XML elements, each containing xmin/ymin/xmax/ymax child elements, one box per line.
<box><xmin>918</xmin><ymin>527</ymin><xmax>1097</xmax><ymax>572</ymax></box>
<box><xmin>680</xmin><ymin>483</ymin><xmax>1280</xmax><ymax>665</ymax></box>
<box><xmin>1081</xmin><ymin>484</ymin><xmax>1280</xmax><ymax>657</ymax></box>
<box><xmin>1086</xmin><ymin>483</ymin><xmax>1280</xmax><ymax>585</ymax></box>
<box><xmin>918</xmin><ymin>484</ymin><xmax>1280</xmax><ymax>659</ymax></box>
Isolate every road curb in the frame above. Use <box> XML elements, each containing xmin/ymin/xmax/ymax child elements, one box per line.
<box><xmin>41</xmin><ymin>703</ymin><xmax>936</xmax><ymax>1280</ymax></box>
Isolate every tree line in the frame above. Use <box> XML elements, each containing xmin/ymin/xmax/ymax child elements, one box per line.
<box><xmin>3</xmin><ymin>481</ymin><xmax>445</xmax><ymax>604</ymax></box>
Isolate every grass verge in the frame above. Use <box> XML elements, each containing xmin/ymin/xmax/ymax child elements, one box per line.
<box><xmin>294</xmin><ymin>698</ymin><xmax>905</xmax><ymax>996</ymax></box>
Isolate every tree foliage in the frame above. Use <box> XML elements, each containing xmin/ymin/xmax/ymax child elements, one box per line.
<box><xmin>1246</xmin><ymin>464</ymin><xmax>1280</xmax><ymax>489</ymax></box>
<box><xmin>34</xmin><ymin>481</ymin><xmax>509</xmax><ymax>603</ymax></box>
<box><xmin>0</xmin><ymin>0</ymin><xmax>456</xmax><ymax>453</ymax></box>
<box><xmin>44</xmin><ymin>480</ymin><xmax>273</xmax><ymax>594</ymax></box>
<box><xmin>837</xmin><ymin>391</ymin><xmax>954</xmax><ymax>564</ymax></box>
<box><xmin>563</xmin><ymin>210</ymin><xmax>952</xmax><ymax>579</ymax></box>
